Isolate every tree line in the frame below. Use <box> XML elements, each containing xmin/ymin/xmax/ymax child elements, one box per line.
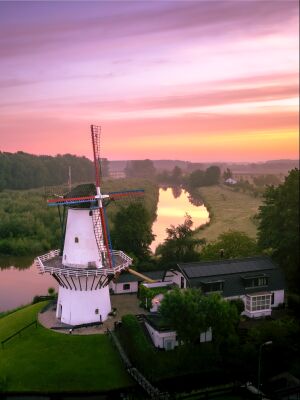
<box><xmin>0</xmin><ymin>151</ymin><xmax>96</xmax><ymax>190</ymax></box>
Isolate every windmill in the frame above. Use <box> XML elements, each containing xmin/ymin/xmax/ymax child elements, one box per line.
<box><xmin>35</xmin><ymin>125</ymin><xmax>154</xmax><ymax>326</ymax></box>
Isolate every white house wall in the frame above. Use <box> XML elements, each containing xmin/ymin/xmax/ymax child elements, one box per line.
<box><xmin>109</xmin><ymin>281</ymin><xmax>138</xmax><ymax>294</ymax></box>
<box><xmin>164</xmin><ymin>270</ymin><xmax>186</xmax><ymax>288</ymax></box>
<box><xmin>145</xmin><ymin>321</ymin><xmax>178</xmax><ymax>350</ymax></box>
<box><xmin>273</xmin><ymin>290</ymin><xmax>284</xmax><ymax>306</ymax></box>
<box><xmin>63</xmin><ymin>208</ymin><xmax>102</xmax><ymax>268</ymax></box>
<box><xmin>57</xmin><ymin>284</ymin><xmax>111</xmax><ymax>325</ymax></box>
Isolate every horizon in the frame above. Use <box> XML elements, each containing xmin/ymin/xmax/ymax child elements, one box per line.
<box><xmin>0</xmin><ymin>1</ymin><xmax>299</xmax><ymax>162</ymax></box>
<box><xmin>2</xmin><ymin>149</ymin><xmax>299</xmax><ymax>166</ymax></box>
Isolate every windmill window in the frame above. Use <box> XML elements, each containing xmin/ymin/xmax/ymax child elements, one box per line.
<box><xmin>95</xmin><ymin>308</ymin><xmax>99</xmax><ymax>314</ymax></box>
<box><xmin>75</xmin><ymin>237</ymin><xmax>79</xmax><ymax>243</ymax></box>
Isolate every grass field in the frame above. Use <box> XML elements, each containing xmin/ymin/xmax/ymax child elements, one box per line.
<box><xmin>196</xmin><ymin>185</ymin><xmax>262</xmax><ymax>242</ymax></box>
<box><xmin>0</xmin><ymin>302</ymin><xmax>133</xmax><ymax>392</ymax></box>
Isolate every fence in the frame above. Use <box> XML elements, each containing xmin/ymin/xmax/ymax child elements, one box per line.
<box><xmin>107</xmin><ymin>328</ymin><xmax>169</xmax><ymax>399</ymax></box>
<box><xmin>1</xmin><ymin>320</ymin><xmax>37</xmax><ymax>349</ymax></box>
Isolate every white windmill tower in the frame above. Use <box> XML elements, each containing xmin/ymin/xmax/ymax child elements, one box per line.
<box><xmin>35</xmin><ymin>125</ymin><xmax>144</xmax><ymax>326</ymax></box>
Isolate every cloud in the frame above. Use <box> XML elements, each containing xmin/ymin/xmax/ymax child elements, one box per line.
<box><xmin>0</xmin><ymin>1</ymin><xmax>298</xmax><ymax>58</ymax></box>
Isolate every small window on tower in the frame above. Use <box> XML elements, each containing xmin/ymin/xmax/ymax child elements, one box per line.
<box><xmin>75</xmin><ymin>237</ymin><xmax>79</xmax><ymax>243</ymax></box>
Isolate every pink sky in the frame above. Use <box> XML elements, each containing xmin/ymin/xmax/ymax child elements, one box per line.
<box><xmin>0</xmin><ymin>1</ymin><xmax>299</xmax><ymax>162</ymax></box>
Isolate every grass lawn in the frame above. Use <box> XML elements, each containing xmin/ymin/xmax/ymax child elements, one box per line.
<box><xmin>0</xmin><ymin>302</ymin><xmax>133</xmax><ymax>392</ymax></box>
<box><xmin>196</xmin><ymin>185</ymin><xmax>262</xmax><ymax>242</ymax></box>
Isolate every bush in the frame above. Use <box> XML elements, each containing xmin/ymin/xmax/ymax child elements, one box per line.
<box><xmin>119</xmin><ymin>315</ymin><xmax>155</xmax><ymax>375</ymax></box>
<box><xmin>229</xmin><ymin>298</ymin><xmax>245</xmax><ymax>315</ymax></box>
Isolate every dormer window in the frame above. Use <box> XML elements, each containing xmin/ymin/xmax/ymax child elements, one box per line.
<box><xmin>75</xmin><ymin>237</ymin><xmax>79</xmax><ymax>243</ymax></box>
<box><xmin>243</xmin><ymin>274</ymin><xmax>268</xmax><ymax>289</ymax></box>
<box><xmin>202</xmin><ymin>280</ymin><xmax>224</xmax><ymax>293</ymax></box>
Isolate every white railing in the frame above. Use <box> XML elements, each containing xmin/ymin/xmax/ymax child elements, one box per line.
<box><xmin>35</xmin><ymin>249</ymin><xmax>132</xmax><ymax>278</ymax></box>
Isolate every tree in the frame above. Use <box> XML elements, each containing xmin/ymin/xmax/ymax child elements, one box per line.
<box><xmin>156</xmin><ymin>214</ymin><xmax>204</xmax><ymax>267</ymax></box>
<box><xmin>48</xmin><ymin>287</ymin><xmax>55</xmax><ymax>296</ymax></box>
<box><xmin>171</xmin><ymin>166</ymin><xmax>183</xmax><ymax>185</ymax></box>
<box><xmin>111</xmin><ymin>203</ymin><xmax>154</xmax><ymax>264</ymax></box>
<box><xmin>257</xmin><ymin>169</ymin><xmax>299</xmax><ymax>293</ymax></box>
<box><xmin>187</xmin><ymin>169</ymin><xmax>205</xmax><ymax>189</ymax></box>
<box><xmin>204</xmin><ymin>166</ymin><xmax>221</xmax><ymax>186</ymax></box>
<box><xmin>223</xmin><ymin>168</ymin><xmax>233</xmax><ymax>180</ymax></box>
<box><xmin>159</xmin><ymin>288</ymin><xmax>210</xmax><ymax>344</ymax></box>
<box><xmin>159</xmin><ymin>288</ymin><xmax>239</xmax><ymax>345</ymax></box>
<box><xmin>253</xmin><ymin>174</ymin><xmax>280</xmax><ymax>187</ymax></box>
<box><xmin>201</xmin><ymin>231</ymin><xmax>259</xmax><ymax>260</ymax></box>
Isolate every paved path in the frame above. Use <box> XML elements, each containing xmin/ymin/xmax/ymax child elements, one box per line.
<box><xmin>38</xmin><ymin>293</ymin><xmax>148</xmax><ymax>335</ymax></box>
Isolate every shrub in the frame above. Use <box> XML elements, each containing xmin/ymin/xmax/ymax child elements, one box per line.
<box><xmin>229</xmin><ymin>298</ymin><xmax>245</xmax><ymax>315</ymax></box>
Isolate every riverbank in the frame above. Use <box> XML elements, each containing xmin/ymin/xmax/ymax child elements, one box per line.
<box><xmin>195</xmin><ymin>185</ymin><xmax>262</xmax><ymax>242</ymax></box>
<box><xmin>0</xmin><ymin>179</ymin><xmax>159</xmax><ymax>256</ymax></box>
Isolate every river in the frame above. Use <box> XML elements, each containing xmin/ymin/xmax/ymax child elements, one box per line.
<box><xmin>0</xmin><ymin>187</ymin><xmax>209</xmax><ymax>312</ymax></box>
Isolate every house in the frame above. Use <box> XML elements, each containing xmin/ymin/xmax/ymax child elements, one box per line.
<box><xmin>165</xmin><ymin>256</ymin><xmax>285</xmax><ymax>318</ymax></box>
<box><xmin>109</xmin><ymin>270</ymin><xmax>167</xmax><ymax>294</ymax></box>
<box><xmin>144</xmin><ymin>314</ymin><xmax>212</xmax><ymax>350</ymax></box>
<box><xmin>225</xmin><ymin>178</ymin><xmax>237</xmax><ymax>185</ymax></box>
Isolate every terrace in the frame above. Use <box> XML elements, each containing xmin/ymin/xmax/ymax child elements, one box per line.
<box><xmin>35</xmin><ymin>249</ymin><xmax>132</xmax><ymax>277</ymax></box>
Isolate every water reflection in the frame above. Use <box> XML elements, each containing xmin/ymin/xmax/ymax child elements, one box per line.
<box><xmin>151</xmin><ymin>187</ymin><xmax>209</xmax><ymax>251</ymax></box>
<box><xmin>0</xmin><ymin>259</ymin><xmax>56</xmax><ymax>312</ymax></box>
<box><xmin>0</xmin><ymin>187</ymin><xmax>209</xmax><ymax>312</ymax></box>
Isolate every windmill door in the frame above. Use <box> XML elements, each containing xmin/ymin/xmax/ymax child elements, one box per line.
<box><xmin>58</xmin><ymin>304</ymin><xmax>62</xmax><ymax>318</ymax></box>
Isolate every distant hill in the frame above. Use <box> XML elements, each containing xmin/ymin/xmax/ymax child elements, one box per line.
<box><xmin>110</xmin><ymin>159</ymin><xmax>299</xmax><ymax>174</ymax></box>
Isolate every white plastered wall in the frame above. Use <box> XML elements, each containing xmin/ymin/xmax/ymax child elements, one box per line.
<box><xmin>63</xmin><ymin>208</ymin><xmax>102</xmax><ymax>267</ymax></box>
<box><xmin>56</xmin><ymin>284</ymin><xmax>111</xmax><ymax>325</ymax></box>
<box><xmin>145</xmin><ymin>321</ymin><xmax>178</xmax><ymax>350</ymax></box>
<box><xmin>109</xmin><ymin>281</ymin><xmax>138</xmax><ymax>294</ymax></box>
<box><xmin>273</xmin><ymin>290</ymin><xmax>284</xmax><ymax>306</ymax></box>
<box><xmin>164</xmin><ymin>270</ymin><xmax>186</xmax><ymax>288</ymax></box>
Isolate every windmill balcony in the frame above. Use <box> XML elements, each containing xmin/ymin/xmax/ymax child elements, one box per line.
<box><xmin>35</xmin><ymin>249</ymin><xmax>132</xmax><ymax>278</ymax></box>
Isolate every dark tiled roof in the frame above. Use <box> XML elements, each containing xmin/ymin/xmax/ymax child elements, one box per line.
<box><xmin>144</xmin><ymin>314</ymin><xmax>173</xmax><ymax>332</ymax></box>
<box><xmin>115</xmin><ymin>270</ymin><xmax>166</xmax><ymax>283</ymax></box>
<box><xmin>178</xmin><ymin>256</ymin><xmax>285</xmax><ymax>297</ymax></box>
<box><xmin>179</xmin><ymin>257</ymin><xmax>275</xmax><ymax>278</ymax></box>
<box><xmin>65</xmin><ymin>183</ymin><xmax>96</xmax><ymax>198</ymax></box>
<box><xmin>114</xmin><ymin>273</ymin><xmax>140</xmax><ymax>283</ymax></box>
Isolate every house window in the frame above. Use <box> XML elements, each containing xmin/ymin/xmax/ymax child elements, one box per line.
<box><xmin>123</xmin><ymin>284</ymin><xmax>130</xmax><ymax>290</ymax></box>
<box><xmin>271</xmin><ymin>292</ymin><xmax>275</xmax><ymax>305</ymax></box>
<box><xmin>244</xmin><ymin>276</ymin><xmax>268</xmax><ymax>288</ymax></box>
<box><xmin>203</xmin><ymin>281</ymin><xmax>224</xmax><ymax>293</ymax></box>
<box><xmin>246</xmin><ymin>294</ymin><xmax>272</xmax><ymax>312</ymax></box>
<box><xmin>75</xmin><ymin>237</ymin><xmax>79</xmax><ymax>243</ymax></box>
<box><xmin>89</xmin><ymin>210</ymin><xmax>93</xmax><ymax>216</ymax></box>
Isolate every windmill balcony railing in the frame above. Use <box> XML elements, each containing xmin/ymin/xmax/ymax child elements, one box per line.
<box><xmin>35</xmin><ymin>249</ymin><xmax>132</xmax><ymax>278</ymax></box>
